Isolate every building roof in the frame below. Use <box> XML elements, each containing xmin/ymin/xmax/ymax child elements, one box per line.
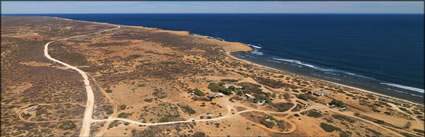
<box><xmin>208</xmin><ymin>94</ymin><xmax>216</xmax><ymax>98</ymax></box>
<box><xmin>223</xmin><ymin>83</ymin><xmax>242</xmax><ymax>89</ymax></box>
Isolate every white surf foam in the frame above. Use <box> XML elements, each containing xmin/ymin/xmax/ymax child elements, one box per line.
<box><xmin>251</xmin><ymin>50</ymin><xmax>264</xmax><ymax>56</ymax></box>
<box><xmin>271</xmin><ymin>57</ymin><xmax>332</xmax><ymax>71</ymax></box>
<box><xmin>381</xmin><ymin>82</ymin><xmax>424</xmax><ymax>93</ymax></box>
<box><xmin>247</xmin><ymin>44</ymin><xmax>262</xmax><ymax>49</ymax></box>
<box><xmin>271</xmin><ymin>57</ymin><xmax>378</xmax><ymax>81</ymax></box>
<box><xmin>246</xmin><ymin>44</ymin><xmax>264</xmax><ymax>56</ymax></box>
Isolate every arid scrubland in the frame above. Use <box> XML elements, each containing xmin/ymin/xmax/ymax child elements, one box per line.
<box><xmin>1</xmin><ymin>16</ymin><xmax>424</xmax><ymax>137</ymax></box>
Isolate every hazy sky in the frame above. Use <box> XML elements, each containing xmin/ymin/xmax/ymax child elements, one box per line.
<box><xmin>2</xmin><ymin>1</ymin><xmax>424</xmax><ymax>14</ymax></box>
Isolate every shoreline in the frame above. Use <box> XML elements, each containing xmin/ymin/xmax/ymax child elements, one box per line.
<box><xmin>40</xmin><ymin>16</ymin><xmax>424</xmax><ymax>106</ymax></box>
<box><xmin>229</xmin><ymin>51</ymin><xmax>424</xmax><ymax>106</ymax></box>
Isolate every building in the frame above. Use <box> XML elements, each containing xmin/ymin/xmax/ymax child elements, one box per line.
<box><xmin>223</xmin><ymin>83</ymin><xmax>242</xmax><ymax>89</ymax></box>
<box><xmin>245</xmin><ymin>94</ymin><xmax>253</xmax><ymax>99</ymax></box>
<box><xmin>312</xmin><ymin>90</ymin><xmax>331</xmax><ymax>96</ymax></box>
<box><xmin>296</xmin><ymin>99</ymin><xmax>314</xmax><ymax>108</ymax></box>
<box><xmin>216</xmin><ymin>93</ymin><xmax>225</xmax><ymax>97</ymax></box>
<box><xmin>256</xmin><ymin>100</ymin><xmax>266</xmax><ymax>105</ymax></box>
<box><xmin>207</xmin><ymin>93</ymin><xmax>225</xmax><ymax>99</ymax></box>
<box><xmin>208</xmin><ymin>94</ymin><xmax>216</xmax><ymax>99</ymax></box>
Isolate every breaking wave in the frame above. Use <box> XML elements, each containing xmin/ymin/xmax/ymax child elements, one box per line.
<box><xmin>272</xmin><ymin>57</ymin><xmax>332</xmax><ymax>71</ymax></box>
<box><xmin>247</xmin><ymin>44</ymin><xmax>262</xmax><ymax>49</ymax></box>
<box><xmin>271</xmin><ymin>57</ymin><xmax>377</xmax><ymax>80</ymax></box>
<box><xmin>381</xmin><ymin>82</ymin><xmax>424</xmax><ymax>93</ymax></box>
<box><xmin>247</xmin><ymin>44</ymin><xmax>263</xmax><ymax>56</ymax></box>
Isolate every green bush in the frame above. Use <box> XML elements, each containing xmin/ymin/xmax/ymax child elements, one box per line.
<box><xmin>193</xmin><ymin>88</ymin><xmax>205</xmax><ymax>96</ymax></box>
<box><xmin>108</xmin><ymin>120</ymin><xmax>119</xmax><ymax>129</ymax></box>
<box><xmin>366</xmin><ymin>128</ymin><xmax>381</xmax><ymax>135</ymax></box>
<box><xmin>307</xmin><ymin>111</ymin><xmax>322</xmax><ymax>118</ymax></box>
<box><xmin>181</xmin><ymin>105</ymin><xmax>196</xmax><ymax>115</ymax></box>
<box><xmin>208</xmin><ymin>82</ymin><xmax>232</xmax><ymax>95</ymax></box>
<box><xmin>375</xmin><ymin>120</ymin><xmax>385</xmax><ymax>124</ymax></box>
<box><xmin>208</xmin><ymin>83</ymin><xmax>221</xmax><ymax>92</ymax></box>
<box><xmin>144</xmin><ymin>98</ymin><xmax>153</xmax><ymax>102</ymax></box>
<box><xmin>138</xmin><ymin>84</ymin><xmax>145</xmax><ymax>87</ymax></box>
<box><xmin>339</xmin><ymin>131</ymin><xmax>351</xmax><ymax>137</ymax></box>
<box><xmin>413</xmin><ymin>129</ymin><xmax>425</xmax><ymax>134</ymax></box>
<box><xmin>159</xmin><ymin>117</ymin><xmax>170</xmax><ymax>122</ymax></box>
<box><xmin>153</xmin><ymin>89</ymin><xmax>167</xmax><ymax>99</ymax></box>
<box><xmin>59</xmin><ymin>121</ymin><xmax>76</xmax><ymax>130</ymax></box>
<box><xmin>298</xmin><ymin>94</ymin><xmax>309</xmax><ymax>101</ymax></box>
<box><xmin>400</xmin><ymin>132</ymin><xmax>413</xmax><ymax>137</ymax></box>
<box><xmin>120</xmin><ymin>105</ymin><xmax>127</xmax><ymax>110</ymax></box>
<box><xmin>330</xmin><ymin>99</ymin><xmax>345</xmax><ymax>107</ymax></box>
<box><xmin>118</xmin><ymin>112</ymin><xmax>130</xmax><ymax>118</ymax></box>
<box><xmin>332</xmin><ymin>114</ymin><xmax>356</xmax><ymax>123</ymax></box>
<box><xmin>260</xmin><ymin>120</ymin><xmax>275</xmax><ymax>128</ymax></box>
<box><xmin>192</xmin><ymin>132</ymin><xmax>206</xmax><ymax>137</ymax></box>
<box><xmin>218</xmin><ymin>88</ymin><xmax>232</xmax><ymax>95</ymax></box>
<box><xmin>105</xmin><ymin>89</ymin><xmax>112</xmax><ymax>93</ymax></box>
<box><xmin>220</xmin><ymin>79</ymin><xmax>238</xmax><ymax>82</ymax></box>
<box><xmin>320</xmin><ymin>123</ymin><xmax>341</xmax><ymax>132</ymax></box>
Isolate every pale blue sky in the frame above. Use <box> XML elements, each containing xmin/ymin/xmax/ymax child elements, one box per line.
<box><xmin>1</xmin><ymin>1</ymin><xmax>424</xmax><ymax>14</ymax></box>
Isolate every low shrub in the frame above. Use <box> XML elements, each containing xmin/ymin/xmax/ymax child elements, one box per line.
<box><xmin>193</xmin><ymin>88</ymin><xmax>205</xmax><ymax>96</ymax></box>
<box><xmin>220</xmin><ymin>79</ymin><xmax>238</xmax><ymax>82</ymax></box>
<box><xmin>413</xmin><ymin>129</ymin><xmax>425</xmax><ymax>134</ymax></box>
<box><xmin>261</xmin><ymin>119</ymin><xmax>275</xmax><ymax>128</ymax></box>
<box><xmin>339</xmin><ymin>131</ymin><xmax>351</xmax><ymax>137</ymax></box>
<box><xmin>320</xmin><ymin>123</ymin><xmax>341</xmax><ymax>132</ymax></box>
<box><xmin>366</xmin><ymin>128</ymin><xmax>381</xmax><ymax>135</ymax></box>
<box><xmin>118</xmin><ymin>112</ymin><xmax>130</xmax><ymax>118</ymax></box>
<box><xmin>375</xmin><ymin>120</ymin><xmax>385</xmax><ymax>124</ymax></box>
<box><xmin>153</xmin><ymin>89</ymin><xmax>167</xmax><ymax>99</ymax></box>
<box><xmin>192</xmin><ymin>132</ymin><xmax>206</xmax><ymax>137</ymax></box>
<box><xmin>306</xmin><ymin>110</ymin><xmax>322</xmax><ymax>118</ymax></box>
<box><xmin>330</xmin><ymin>99</ymin><xmax>345</xmax><ymax>107</ymax></box>
<box><xmin>144</xmin><ymin>98</ymin><xmax>153</xmax><ymax>102</ymax></box>
<box><xmin>181</xmin><ymin>105</ymin><xmax>196</xmax><ymax>115</ymax></box>
<box><xmin>59</xmin><ymin>121</ymin><xmax>76</xmax><ymax>130</ymax></box>
<box><xmin>332</xmin><ymin>114</ymin><xmax>356</xmax><ymax>123</ymax></box>
<box><xmin>120</xmin><ymin>105</ymin><xmax>127</xmax><ymax>110</ymax></box>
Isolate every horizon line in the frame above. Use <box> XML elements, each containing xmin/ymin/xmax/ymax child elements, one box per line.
<box><xmin>2</xmin><ymin>13</ymin><xmax>424</xmax><ymax>15</ymax></box>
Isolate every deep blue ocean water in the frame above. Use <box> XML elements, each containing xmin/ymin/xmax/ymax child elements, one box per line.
<box><xmin>6</xmin><ymin>14</ymin><xmax>424</xmax><ymax>103</ymax></box>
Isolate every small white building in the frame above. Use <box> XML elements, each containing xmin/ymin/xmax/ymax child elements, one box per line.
<box><xmin>223</xmin><ymin>83</ymin><xmax>242</xmax><ymax>89</ymax></box>
<box><xmin>245</xmin><ymin>94</ymin><xmax>253</xmax><ymax>99</ymax></box>
<box><xmin>216</xmin><ymin>93</ymin><xmax>224</xmax><ymax>97</ymax></box>
<box><xmin>257</xmin><ymin>100</ymin><xmax>266</xmax><ymax>105</ymax></box>
<box><xmin>297</xmin><ymin>99</ymin><xmax>314</xmax><ymax>108</ymax></box>
<box><xmin>208</xmin><ymin>94</ymin><xmax>216</xmax><ymax>98</ymax></box>
<box><xmin>312</xmin><ymin>90</ymin><xmax>331</xmax><ymax>96</ymax></box>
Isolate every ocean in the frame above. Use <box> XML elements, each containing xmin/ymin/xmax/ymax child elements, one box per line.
<box><xmin>7</xmin><ymin>14</ymin><xmax>424</xmax><ymax>103</ymax></box>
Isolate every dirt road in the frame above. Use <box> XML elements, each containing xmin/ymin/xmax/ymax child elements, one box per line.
<box><xmin>44</xmin><ymin>26</ymin><xmax>120</xmax><ymax>137</ymax></box>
